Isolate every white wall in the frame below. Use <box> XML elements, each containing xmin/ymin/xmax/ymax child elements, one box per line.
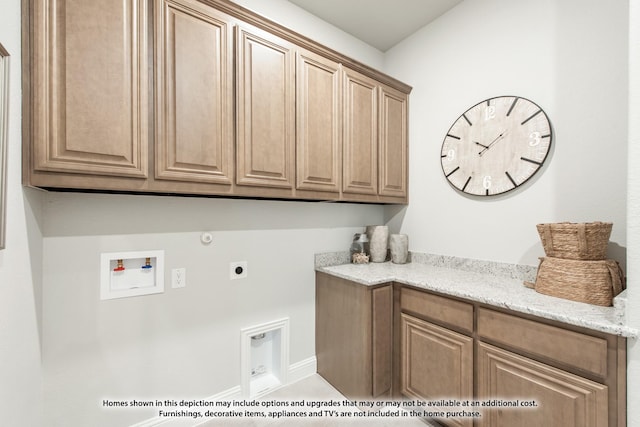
<box><xmin>625</xmin><ymin>1</ymin><xmax>640</xmax><ymax>425</ymax></box>
<box><xmin>41</xmin><ymin>195</ymin><xmax>382</xmax><ymax>426</ymax></box>
<box><xmin>232</xmin><ymin>0</ymin><xmax>384</xmax><ymax>69</ymax></box>
<box><xmin>38</xmin><ymin>1</ymin><xmax>386</xmax><ymax>426</ymax></box>
<box><xmin>0</xmin><ymin>0</ymin><xmax>42</xmax><ymax>426</ymax></box>
<box><xmin>3</xmin><ymin>0</ymin><xmax>638</xmax><ymax>425</ymax></box>
<box><xmin>0</xmin><ymin>0</ymin><xmax>45</xmax><ymax>425</ymax></box>
<box><xmin>384</xmin><ymin>0</ymin><xmax>629</xmax><ymax>268</ymax></box>
<box><xmin>384</xmin><ymin>0</ymin><xmax>637</xmax><ymax>423</ymax></box>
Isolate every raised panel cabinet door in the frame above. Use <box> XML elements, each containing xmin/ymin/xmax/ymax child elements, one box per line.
<box><xmin>476</xmin><ymin>342</ymin><xmax>608</xmax><ymax>427</ymax></box>
<box><xmin>379</xmin><ymin>85</ymin><xmax>408</xmax><ymax>198</ymax></box>
<box><xmin>401</xmin><ymin>313</ymin><xmax>473</xmax><ymax>427</ymax></box>
<box><xmin>296</xmin><ymin>51</ymin><xmax>342</xmax><ymax>192</ymax></box>
<box><xmin>343</xmin><ymin>68</ymin><xmax>378</xmax><ymax>195</ymax></box>
<box><xmin>155</xmin><ymin>0</ymin><xmax>233</xmax><ymax>184</ymax></box>
<box><xmin>31</xmin><ymin>0</ymin><xmax>148</xmax><ymax>178</ymax></box>
<box><xmin>236</xmin><ymin>25</ymin><xmax>295</xmax><ymax>189</ymax></box>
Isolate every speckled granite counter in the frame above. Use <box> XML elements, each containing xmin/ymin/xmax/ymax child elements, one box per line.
<box><xmin>315</xmin><ymin>252</ymin><xmax>637</xmax><ymax>338</ymax></box>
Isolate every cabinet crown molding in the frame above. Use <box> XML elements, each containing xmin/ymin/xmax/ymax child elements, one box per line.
<box><xmin>198</xmin><ymin>0</ymin><xmax>412</xmax><ymax>94</ymax></box>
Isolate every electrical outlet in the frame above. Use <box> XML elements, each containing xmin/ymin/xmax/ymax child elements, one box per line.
<box><xmin>230</xmin><ymin>261</ymin><xmax>248</xmax><ymax>280</ymax></box>
<box><xmin>172</xmin><ymin>268</ymin><xmax>186</xmax><ymax>288</ymax></box>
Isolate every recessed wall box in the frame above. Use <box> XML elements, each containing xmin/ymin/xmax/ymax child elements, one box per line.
<box><xmin>240</xmin><ymin>318</ymin><xmax>289</xmax><ymax>398</ymax></box>
<box><xmin>100</xmin><ymin>250</ymin><xmax>164</xmax><ymax>300</ymax></box>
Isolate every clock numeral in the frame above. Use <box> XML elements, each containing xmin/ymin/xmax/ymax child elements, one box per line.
<box><xmin>441</xmin><ymin>97</ymin><xmax>551</xmax><ymax>197</ymax></box>
<box><xmin>485</xmin><ymin>105</ymin><xmax>496</xmax><ymax>121</ymax></box>
<box><xmin>529</xmin><ymin>131</ymin><xmax>541</xmax><ymax>146</ymax></box>
<box><xmin>482</xmin><ymin>175</ymin><xmax>492</xmax><ymax>190</ymax></box>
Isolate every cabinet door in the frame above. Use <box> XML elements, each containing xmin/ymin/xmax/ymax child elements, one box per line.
<box><xmin>296</xmin><ymin>51</ymin><xmax>342</xmax><ymax>192</ymax></box>
<box><xmin>379</xmin><ymin>85</ymin><xmax>408</xmax><ymax>198</ymax></box>
<box><xmin>343</xmin><ymin>68</ymin><xmax>378</xmax><ymax>195</ymax></box>
<box><xmin>31</xmin><ymin>0</ymin><xmax>148</xmax><ymax>178</ymax></box>
<box><xmin>316</xmin><ymin>273</ymin><xmax>392</xmax><ymax>399</ymax></box>
<box><xmin>155</xmin><ymin>0</ymin><xmax>233</xmax><ymax>184</ymax></box>
<box><xmin>401</xmin><ymin>313</ymin><xmax>473</xmax><ymax>427</ymax></box>
<box><xmin>236</xmin><ymin>25</ymin><xmax>295</xmax><ymax>188</ymax></box>
<box><xmin>316</xmin><ymin>273</ymin><xmax>373</xmax><ymax>398</ymax></box>
<box><xmin>477</xmin><ymin>342</ymin><xmax>608</xmax><ymax>427</ymax></box>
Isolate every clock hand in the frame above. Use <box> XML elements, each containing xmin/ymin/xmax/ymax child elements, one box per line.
<box><xmin>474</xmin><ymin>141</ymin><xmax>489</xmax><ymax>149</ymax></box>
<box><xmin>478</xmin><ymin>130</ymin><xmax>508</xmax><ymax>156</ymax></box>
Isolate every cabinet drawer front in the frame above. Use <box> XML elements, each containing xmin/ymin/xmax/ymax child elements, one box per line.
<box><xmin>477</xmin><ymin>308</ymin><xmax>608</xmax><ymax>377</ymax></box>
<box><xmin>400</xmin><ymin>287</ymin><xmax>473</xmax><ymax>334</ymax></box>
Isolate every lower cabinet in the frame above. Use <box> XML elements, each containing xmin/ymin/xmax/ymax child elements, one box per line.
<box><xmin>476</xmin><ymin>342</ymin><xmax>608</xmax><ymax>427</ymax></box>
<box><xmin>475</xmin><ymin>306</ymin><xmax>622</xmax><ymax>427</ymax></box>
<box><xmin>315</xmin><ymin>272</ymin><xmax>393</xmax><ymax>399</ymax></box>
<box><xmin>316</xmin><ymin>277</ymin><xmax>626</xmax><ymax>426</ymax></box>
<box><xmin>401</xmin><ymin>313</ymin><xmax>473</xmax><ymax>427</ymax></box>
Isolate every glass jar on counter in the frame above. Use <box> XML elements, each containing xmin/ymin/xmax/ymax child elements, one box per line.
<box><xmin>350</xmin><ymin>233</ymin><xmax>370</xmax><ymax>264</ymax></box>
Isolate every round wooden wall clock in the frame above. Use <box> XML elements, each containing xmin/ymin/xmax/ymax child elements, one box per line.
<box><xmin>440</xmin><ymin>96</ymin><xmax>552</xmax><ymax>196</ymax></box>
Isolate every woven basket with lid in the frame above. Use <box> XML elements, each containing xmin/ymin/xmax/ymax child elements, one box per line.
<box><xmin>536</xmin><ymin>222</ymin><xmax>612</xmax><ymax>260</ymax></box>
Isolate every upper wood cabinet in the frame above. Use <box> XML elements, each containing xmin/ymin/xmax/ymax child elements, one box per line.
<box><xmin>24</xmin><ymin>0</ymin><xmax>411</xmax><ymax>203</ymax></box>
<box><xmin>343</xmin><ymin>68</ymin><xmax>379</xmax><ymax>196</ymax></box>
<box><xmin>235</xmin><ymin>24</ymin><xmax>296</xmax><ymax>189</ymax></box>
<box><xmin>379</xmin><ymin>85</ymin><xmax>408</xmax><ymax>198</ymax></box>
<box><xmin>28</xmin><ymin>0</ymin><xmax>148</xmax><ymax>179</ymax></box>
<box><xmin>296</xmin><ymin>51</ymin><xmax>342</xmax><ymax>193</ymax></box>
<box><xmin>343</xmin><ymin>69</ymin><xmax>409</xmax><ymax>199</ymax></box>
<box><xmin>155</xmin><ymin>0</ymin><xmax>234</xmax><ymax>185</ymax></box>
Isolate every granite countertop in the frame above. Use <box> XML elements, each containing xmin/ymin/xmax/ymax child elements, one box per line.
<box><xmin>315</xmin><ymin>253</ymin><xmax>637</xmax><ymax>338</ymax></box>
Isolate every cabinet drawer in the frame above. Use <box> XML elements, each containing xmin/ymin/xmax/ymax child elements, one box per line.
<box><xmin>477</xmin><ymin>307</ymin><xmax>608</xmax><ymax>377</ymax></box>
<box><xmin>400</xmin><ymin>287</ymin><xmax>473</xmax><ymax>334</ymax></box>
